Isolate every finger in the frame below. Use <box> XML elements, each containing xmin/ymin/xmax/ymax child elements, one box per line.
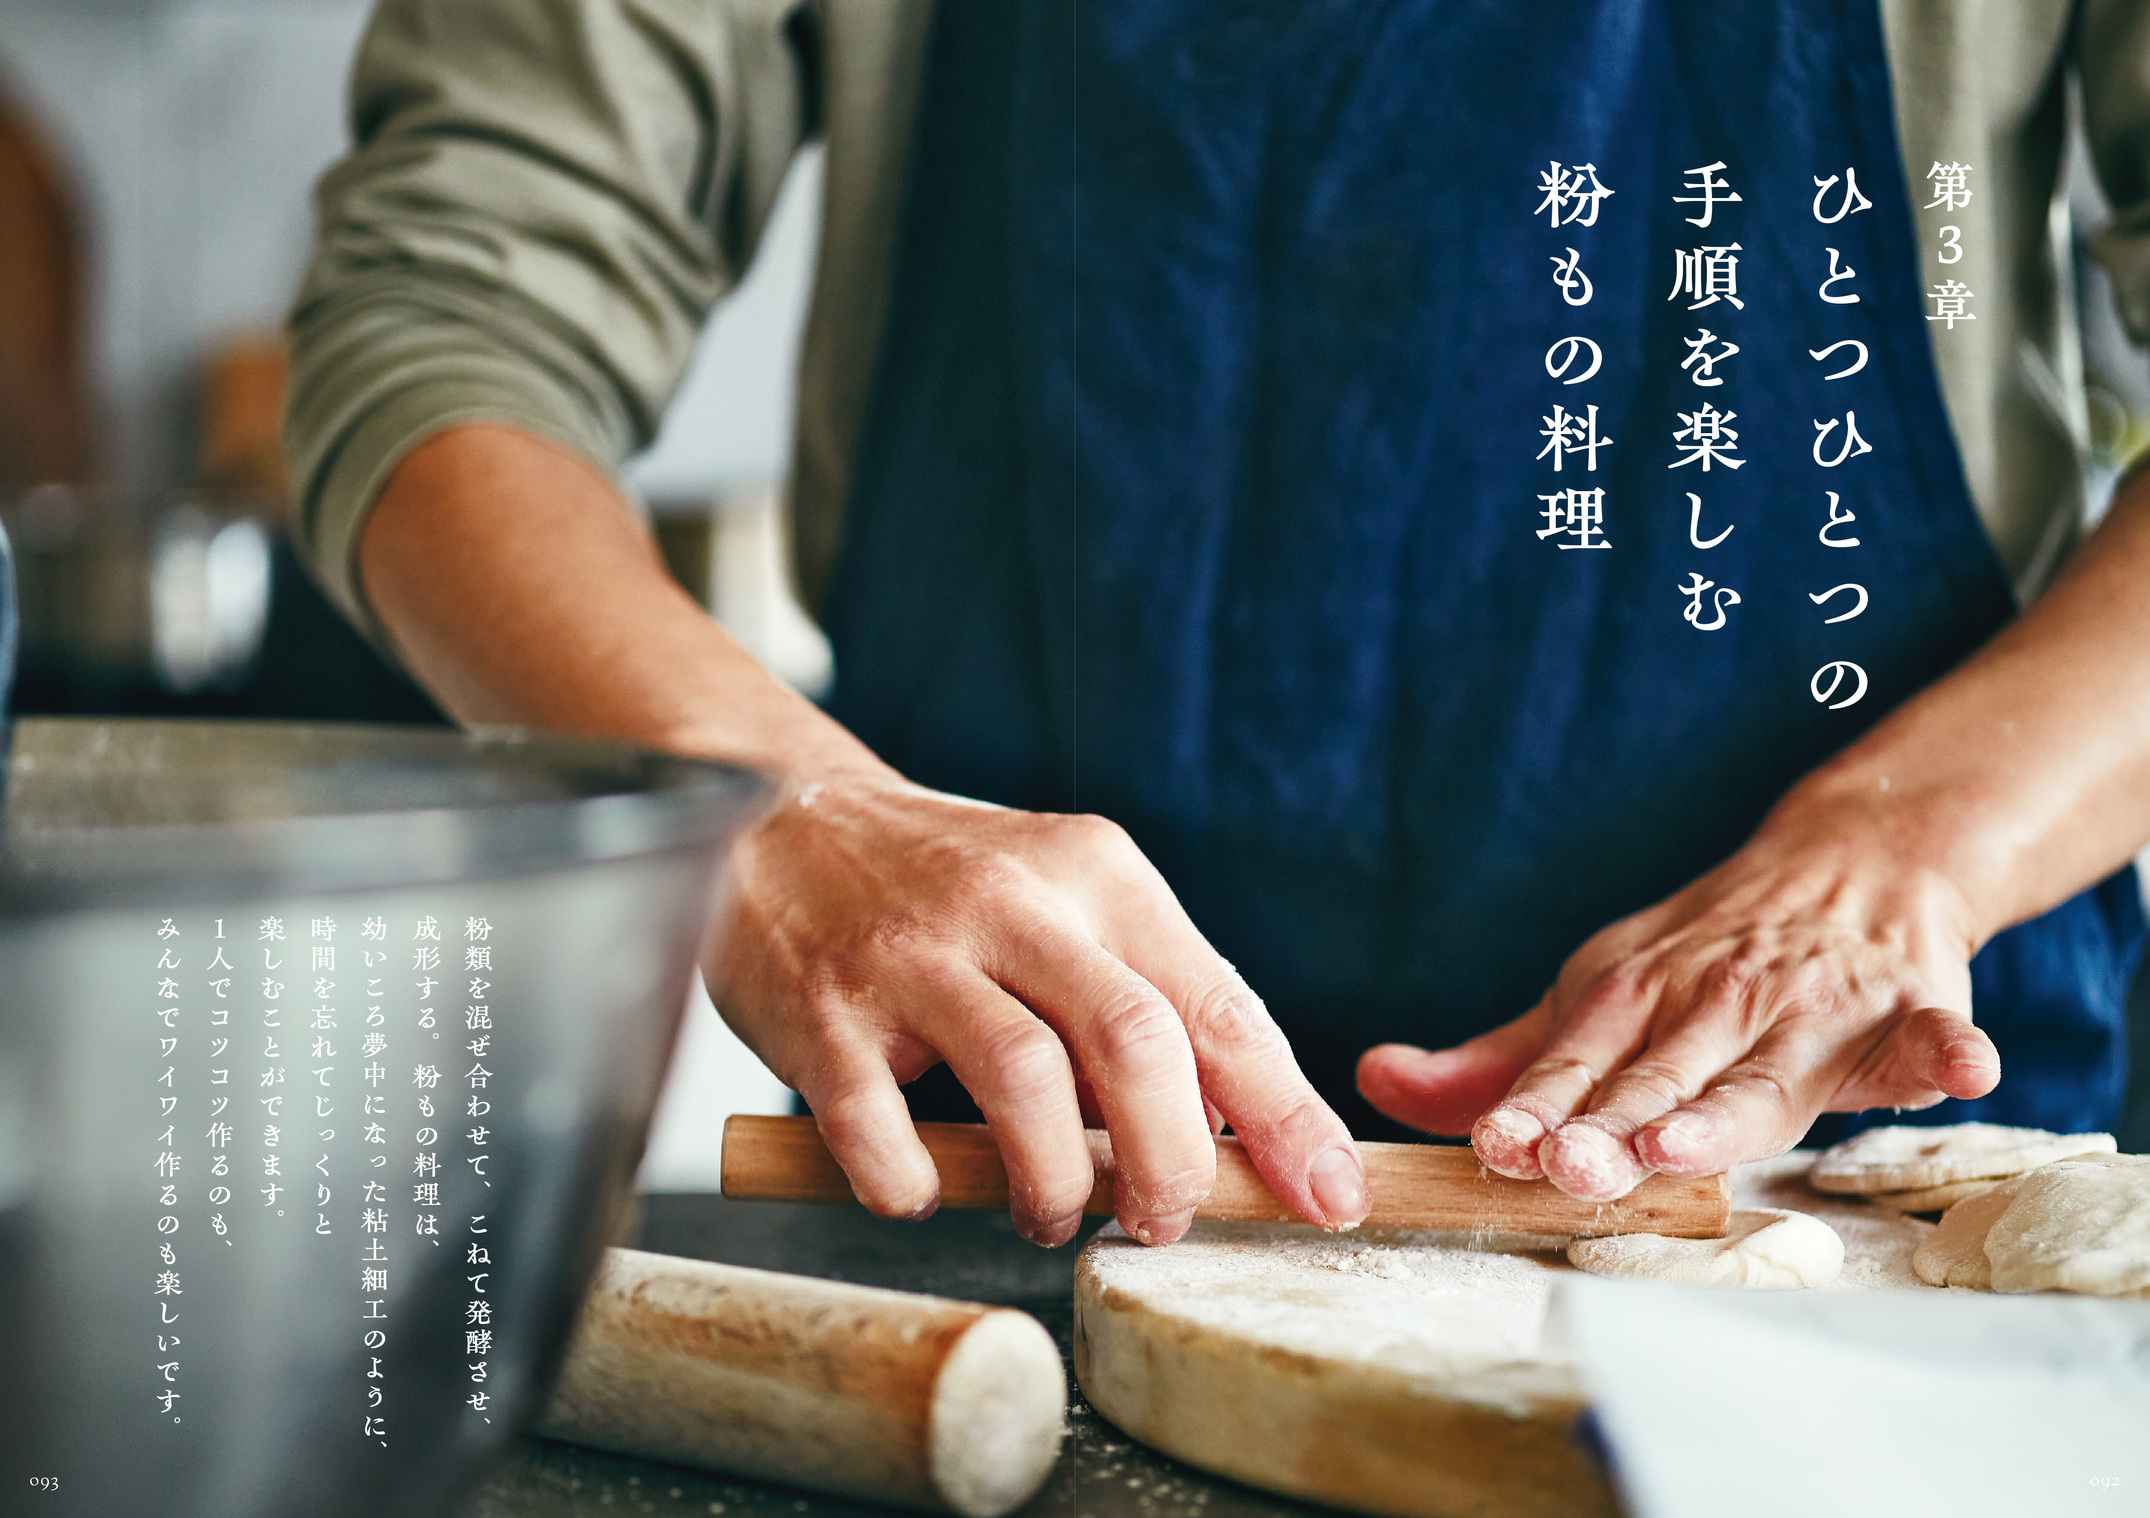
<box><xmin>1629</xmin><ymin>1025</ymin><xmax>1831</xmax><ymax>1176</ymax></box>
<box><xmin>1633</xmin><ymin>1007</ymin><xmax>1998</xmax><ymax>1176</ymax></box>
<box><xmin>1356</xmin><ymin>1006</ymin><xmax>1553</xmax><ymax>1135</ymax></box>
<box><xmin>1472</xmin><ymin>984</ymin><xmax>1650</xmax><ymax>1180</ymax></box>
<box><xmin>992</xmin><ymin>926</ymin><xmax>1215</xmax><ymax>1244</ymax></box>
<box><xmin>915</xmin><ymin>971</ymin><xmax>1097</xmax><ymax>1246</ymax></box>
<box><xmin>793</xmin><ymin>1044</ymin><xmax>942</xmax><ymax>1221</ymax></box>
<box><xmin>1870</xmin><ymin>1006</ymin><xmax>1999</xmax><ymax>1103</ymax></box>
<box><xmin>1058</xmin><ymin>822</ymin><xmax>1361</xmax><ymax>1230</ymax></box>
<box><xmin>1539</xmin><ymin>1008</ymin><xmax>1758</xmax><ymax>1201</ymax></box>
<box><xmin>1122</xmin><ymin>929</ymin><xmax>1366</xmax><ymax>1231</ymax></box>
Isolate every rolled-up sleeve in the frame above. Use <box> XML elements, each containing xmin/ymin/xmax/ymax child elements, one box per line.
<box><xmin>285</xmin><ymin>0</ymin><xmax>813</xmax><ymax>638</ymax></box>
<box><xmin>2084</xmin><ymin>0</ymin><xmax>2150</xmax><ymax>344</ymax></box>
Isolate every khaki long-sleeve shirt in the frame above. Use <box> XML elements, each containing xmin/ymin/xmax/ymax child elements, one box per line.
<box><xmin>287</xmin><ymin>0</ymin><xmax>2150</xmax><ymax>645</ymax></box>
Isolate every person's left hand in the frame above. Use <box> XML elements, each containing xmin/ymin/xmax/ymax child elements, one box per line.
<box><xmin>1354</xmin><ymin>809</ymin><xmax>2003</xmax><ymax>1200</ymax></box>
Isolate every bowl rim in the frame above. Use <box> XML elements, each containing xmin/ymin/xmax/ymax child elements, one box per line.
<box><xmin>0</xmin><ymin>716</ymin><xmax>774</xmax><ymax>911</ymax></box>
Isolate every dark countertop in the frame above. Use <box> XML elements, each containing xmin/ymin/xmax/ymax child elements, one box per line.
<box><xmin>451</xmin><ymin>1194</ymin><xmax>1330</xmax><ymax>1518</ymax></box>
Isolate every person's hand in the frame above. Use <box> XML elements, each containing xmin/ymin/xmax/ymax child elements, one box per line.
<box><xmin>1355</xmin><ymin>807</ymin><xmax>2000</xmax><ymax>1201</ymax></box>
<box><xmin>706</xmin><ymin>768</ymin><xmax>1369</xmax><ymax>1245</ymax></box>
<box><xmin>355</xmin><ymin>430</ymin><xmax>1362</xmax><ymax>1249</ymax></box>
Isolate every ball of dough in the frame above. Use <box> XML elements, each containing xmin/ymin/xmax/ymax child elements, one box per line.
<box><xmin>1566</xmin><ymin>1209</ymin><xmax>1843</xmax><ymax>1288</ymax></box>
<box><xmin>1809</xmin><ymin>1123</ymin><xmax>2115</xmax><ymax>1195</ymax></box>
<box><xmin>1864</xmin><ymin>1177</ymin><xmax>2002</xmax><ymax>1214</ymax></box>
<box><xmin>1984</xmin><ymin>1154</ymin><xmax>2150</xmax><ymax>1298</ymax></box>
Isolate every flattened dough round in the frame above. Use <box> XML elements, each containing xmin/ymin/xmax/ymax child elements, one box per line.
<box><xmin>1910</xmin><ymin>1176</ymin><xmax>2028</xmax><ymax>1288</ymax></box>
<box><xmin>1809</xmin><ymin>1123</ymin><xmax>2115</xmax><ymax>1195</ymax></box>
<box><xmin>1865</xmin><ymin>1177</ymin><xmax>2002</xmax><ymax>1214</ymax></box>
<box><xmin>1984</xmin><ymin>1154</ymin><xmax>2150</xmax><ymax>1298</ymax></box>
<box><xmin>1567</xmin><ymin>1208</ymin><xmax>1842</xmax><ymax>1288</ymax></box>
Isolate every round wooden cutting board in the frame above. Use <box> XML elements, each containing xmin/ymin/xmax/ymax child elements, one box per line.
<box><xmin>1072</xmin><ymin>1153</ymin><xmax>1931</xmax><ymax>1518</ymax></box>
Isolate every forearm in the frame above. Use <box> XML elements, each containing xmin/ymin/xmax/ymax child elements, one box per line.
<box><xmin>1767</xmin><ymin>467</ymin><xmax>2150</xmax><ymax>944</ymax></box>
<box><xmin>360</xmin><ymin>422</ymin><xmax>887</xmax><ymax>784</ymax></box>
<box><xmin>360</xmin><ymin>420</ymin><xmax>1368</xmax><ymax>1242</ymax></box>
<box><xmin>286</xmin><ymin>0</ymin><xmax>811</xmax><ymax>635</ymax></box>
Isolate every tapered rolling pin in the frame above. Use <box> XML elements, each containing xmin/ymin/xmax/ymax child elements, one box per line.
<box><xmin>721</xmin><ymin>1113</ymin><xmax>1731</xmax><ymax>1238</ymax></box>
<box><xmin>537</xmin><ymin>1248</ymin><xmax>1066</xmax><ymax>1518</ymax></box>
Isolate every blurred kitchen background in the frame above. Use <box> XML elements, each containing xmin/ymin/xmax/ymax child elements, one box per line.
<box><xmin>2</xmin><ymin>3</ymin><xmax>2147</xmax><ymax>1154</ymax></box>
<box><xmin>0</xmin><ymin>0</ymin><xmax>802</xmax><ymax>1185</ymax></box>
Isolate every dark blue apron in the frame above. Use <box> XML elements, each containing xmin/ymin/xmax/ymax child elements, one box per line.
<box><xmin>827</xmin><ymin>0</ymin><xmax>2143</xmax><ymax>1142</ymax></box>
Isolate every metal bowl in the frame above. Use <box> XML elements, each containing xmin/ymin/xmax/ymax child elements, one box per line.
<box><xmin>0</xmin><ymin>718</ymin><xmax>770</xmax><ymax>1518</ymax></box>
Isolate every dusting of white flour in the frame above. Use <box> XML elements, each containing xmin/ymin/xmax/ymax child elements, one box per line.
<box><xmin>1320</xmin><ymin>1244</ymin><xmax>1418</xmax><ymax>1280</ymax></box>
<box><xmin>1080</xmin><ymin>1151</ymin><xmax>1936</xmax><ymax>1417</ymax></box>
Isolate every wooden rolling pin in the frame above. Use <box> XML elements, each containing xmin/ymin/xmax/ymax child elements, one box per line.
<box><xmin>722</xmin><ymin>1114</ymin><xmax>1731</xmax><ymax>1238</ymax></box>
<box><xmin>538</xmin><ymin>1248</ymin><xmax>1066</xmax><ymax>1518</ymax></box>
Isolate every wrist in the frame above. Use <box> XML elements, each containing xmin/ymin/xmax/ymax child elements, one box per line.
<box><xmin>1756</xmin><ymin>753</ymin><xmax>2015</xmax><ymax>952</ymax></box>
<box><xmin>652</xmin><ymin>703</ymin><xmax>899</xmax><ymax>794</ymax></box>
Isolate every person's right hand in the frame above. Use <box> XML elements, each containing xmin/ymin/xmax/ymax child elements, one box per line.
<box><xmin>356</xmin><ymin>425</ymin><xmax>1365</xmax><ymax>1250</ymax></box>
<box><xmin>705</xmin><ymin>767</ymin><xmax>1370</xmax><ymax>1247</ymax></box>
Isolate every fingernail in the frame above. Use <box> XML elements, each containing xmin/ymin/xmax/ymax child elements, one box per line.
<box><xmin>1474</xmin><ymin>1106</ymin><xmax>1546</xmax><ymax>1167</ymax></box>
<box><xmin>1542</xmin><ymin>1124</ymin><xmax>1638</xmax><ymax>1201</ymax></box>
<box><xmin>902</xmin><ymin>1196</ymin><xmax>940</xmax><ymax>1222</ymax></box>
<box><xmin>1126</xmin><ymin>1206</ymin><xmax>1195</xmax><ymax>1246</ymax></box>
<box><xmin>1482</xmin><ymin>1106</ymin><xmax>1544</xmax><ymax>1146</ymax></box>
<box><xmin>1308</xmin><ymin>1147</ymin><xmax>1370</xmax><ymax>1229</ymax></box>
<box><xmin>1646</xmin><ymin>1111</ymin><xmax>1713</xmax><ymax>1162</ymax></box>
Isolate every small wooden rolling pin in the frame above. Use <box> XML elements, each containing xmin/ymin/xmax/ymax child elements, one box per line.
<box><xmin>722</xmin><ymin>1113</ymin><xmax>1731</xmax><ymax>1238</ymax></box>
<box><xmin>538</xmin><ymin>1248</ymin><xmax>1066</xmax><ymax>1518</ymax></box>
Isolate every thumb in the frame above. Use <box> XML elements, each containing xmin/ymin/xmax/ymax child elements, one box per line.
<box><xmin>1897</xmin><ymin>1006</ymin><xmax>2000</xmax><ymax>1102</ymax></box>
<box><xmin>1357</xmin><ymin>1006</ymin><xmax>1551</xmax><ymax>1135</ymax></box>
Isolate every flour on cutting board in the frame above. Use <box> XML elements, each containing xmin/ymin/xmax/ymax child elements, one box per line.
<box><xmin>1086</xmin><ymin>1218</ymin><xmax>1574</xmax><ymax>1382</ymax></box>
<box><xmin>1082</xmin><ymin>1152</ymin><xmax>1934</xmax><ymax>1392</ymax></box>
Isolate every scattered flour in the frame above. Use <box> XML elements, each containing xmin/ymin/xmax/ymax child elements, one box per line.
<box><xmin>1320</xmin><ymin>1245</ymin><xmax>1418</xmax><ymax>1280</ymax></box>
<box><xmin>1078</xmin><ymin>1152</ymin><xmax>1943</xmax><ymax>1432</ymax></box>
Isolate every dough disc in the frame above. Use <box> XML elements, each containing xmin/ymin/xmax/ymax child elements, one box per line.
<box><xmin>1808</xmin><ymin>1122</ymin><xmax>2115</xmax><ymax>1195</ymax></box>
<box><xmin>1910</xmin><ymin>1177</ymin><xmax>2027</xmax><ymax>1289</ymax></box>
<box><xmin>1865</xmin><ymin>1177</ymin><xmax>2001</xmax><ymax>1214</ymax></box>
<box><xmin>1984</xmin><ymin>1154</ymin><xmax>2150</xmax><ymax>1297</ymax></box>
<box><xmin>1566</xmin><ymin>1208</ymin><xmax>1842</xmax><ymax>1287</ymax></box>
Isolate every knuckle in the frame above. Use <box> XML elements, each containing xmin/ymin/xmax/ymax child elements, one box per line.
<box><xmin>1727</xmin><ymin>1056</ymin><xmax>1799</xmax><ymax>1110</ymax></box>
<box><xmin>1230</xmin><ymin>1084</ymin><xmax>1337</xmax><ymax>1150</ymax></box>
<box><xmin>1089</xmin><ymin>994</ymin><xmax>1191</xmax><ymax>1073</ymax></box>
<box><xmin>1065</xmin><ymin>811</ymin><xmax>1133</xmax><ymax>853</ymax></box>
<box><xmin>1062</xmin><ymin>812</ymin><xmax>1155</xmax><ymax>879</ymax></box>
<box><xmin>797</xmin><ymin>960</ymin><xmax>869</xmax><ymax>1023</ymax></box>
<box><xmin>976</xmin><ymin>1019</ymin><xmax>1072</xmax><ymax>1105</ymax></box>
<box><xmin>1688</xmin><ymin>956</ymin><xmax>1755</xmax><ymax>1010</ymax></box>
<box><xmin>1520</xmin><ymin>1052</ymin><xmax>1600</xmax><ymax>1089</ymax></box>
<box><xmin>1609</xmin><ymin>1057</ymin><xmax>1694</xmax><ymax>1109</ymax></box>
<box><xmin>941</xmin><ymin>849</ymin><xmax>1035</xmax><ymax>919</ymax></box>
<box><xmin>1264</xmin><ymin>1091</ymin><xmax>1338</xmax><ymax>1147</ymax></box>
<box><xmin>1561</xmin><ymin>965</ymin><xmax>1655</xmax><ymax>1031</ymax></box>
<box><xmin>811</xmin><ymin>1083</ymin><xmax>904</xmax><ymax>1153</ymax></box>
<box><xmin>854</xmin><ymin>905</ymin><xmax>938</xmax><ymax>969</ymax></box>
<box><xmin>1179</xmin><ymin>968</ymin><xmax>1282</xmax><ymax>1055</ymax></box>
